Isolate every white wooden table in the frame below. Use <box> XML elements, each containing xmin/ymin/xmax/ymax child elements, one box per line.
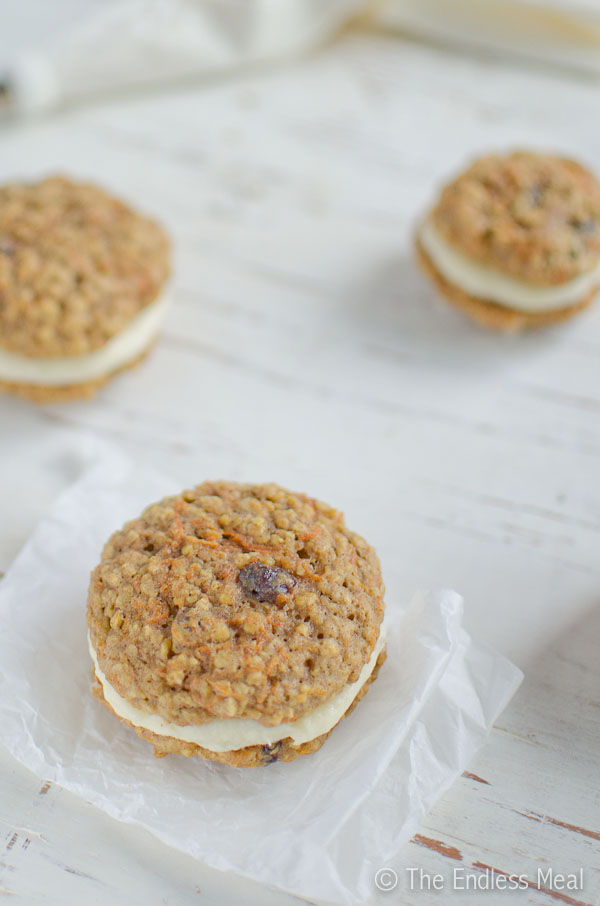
<box><xmin>1</xmin><ymin>19</ymin><xmax>600</xmax><ymax>906</ymax></box>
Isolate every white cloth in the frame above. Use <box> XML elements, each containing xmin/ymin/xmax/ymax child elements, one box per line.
<box><xmin>6</xmin><ymin>0</ymin><xmax>600</xmax><ymax>114</ymax></box>
<box><xmin>379</xmin><ymin>0</ymin><xmax>600</xmax><ymax>75</ymax></box>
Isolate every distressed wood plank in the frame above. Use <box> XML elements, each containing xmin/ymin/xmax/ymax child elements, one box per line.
<box><xmin>0</xmin><ymin>25</ymin><xmax>599</xmax><ymax>906</ymax></box>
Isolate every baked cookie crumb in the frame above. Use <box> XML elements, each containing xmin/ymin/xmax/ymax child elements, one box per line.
<box><xmin>416</xmin><ymin>239</ymin><xmax>594</xmax><ymax>332</ymax></box>
<box><xmin>87</xmin><ymin>481</ymin><xmax>386</xmax><ymax>765</ymax></box>
<box><xmin>0</xmin><ymin>175</ymin><xmax>170</xmax><ymax>401</ymax></box>
<box><xmin>417</xmin><ymin>151</ymin><xmax>600</xmax><ymax>329</ymax></box>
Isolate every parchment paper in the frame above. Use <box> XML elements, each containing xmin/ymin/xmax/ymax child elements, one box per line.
<box><xmin>0</xmin><ymin>451</ymin><xmax>522</xmax><ymax>905</ymax></box>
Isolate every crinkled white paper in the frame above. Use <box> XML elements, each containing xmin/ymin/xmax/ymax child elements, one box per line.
<box><xmin>0</xmin><ymin>452</ymin><xmax>522</xmax><ymax>905</ymax></box>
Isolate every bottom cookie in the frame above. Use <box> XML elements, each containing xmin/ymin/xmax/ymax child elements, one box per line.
<box><xmin>416</xmin><ymin>239</ymin><xmax>595</xmax><ymax>332</ymax></box>
<box><xmin>0</xmin><ymin>346</ymin><xmax>153</xmax><ymax>404</ymax></box>
<box><xmin>92</xmin><ymin>648</ymin><xmax>387</xmax><ymax>767</ymax></box>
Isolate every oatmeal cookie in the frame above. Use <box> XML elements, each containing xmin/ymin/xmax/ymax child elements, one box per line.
<box><xmin>417</xmin><ymin>151</ymin><xmax>600</xmax><ymax>330</ymax></box>
<box><xmin>0</xmin><ymin>175</ymin><xmax>170</xmax><ymax>399</ymax></box>
<box><xmin>92</xmin><ymin>649</ymin><xmax>387</xmax><ymax>767</ymax></box>
<box><xmin>87</xmin><ymin>481</ymin><xmax>386</xmax><ymax>766</ymax></box>
<box><xmin>415</xmin><ymin>239</ymin><xmax>595</xmax><ymax>332</ymax></box>
<box><xmin>0</xmin><ymin>348</ymin><xmax>153</xmax><ymax>404</ymax></box>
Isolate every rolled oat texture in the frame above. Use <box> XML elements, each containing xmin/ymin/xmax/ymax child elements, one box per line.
<box><xmin>87</xmin><ymin>481</ymin><xmax>386</xmax><ymax>764</ymax></box>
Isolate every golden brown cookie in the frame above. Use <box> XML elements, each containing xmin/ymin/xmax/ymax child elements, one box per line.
<box><xmin>0</xmin><ymin>348</ymin><xmax>152</xmax><ymax>404</ymax></box>
<box><xmin>92</xmin><ymin>649</ymin><xmax>387</xmax><ymax>767</ymax></box>
<box><xmin>417</xmin><ymin>151</ymin><xmax>600</xmax><ymax>330</ymax></box>
<box><xmin>416</xmin><ymin>239</ymin><xmax>595</xmax><ymax>333</ymax></box>
<box><xmin>0</xmin><ymin>176</ymin><xmax>170</xmax><ymax>400</ymax></box>
<box><xmin>87</xmin><ymin>481</ymin><xmax>386</xmax><ymax>766</ymax></box>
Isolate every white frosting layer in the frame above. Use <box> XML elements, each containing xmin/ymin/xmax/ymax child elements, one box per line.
<box><xmin>0</xmin><ymin>291</ymin><xmax>169</xmax><ymax>386</ymax></box>
<box><xmin>89</xmin><ymin>628</ymin><xmax>386</xmax><ymax>752</ymax></box>
<box><xmin>420</xmin><ymin>219</ymin><xmax>600</xmax><ymax>313</ymax></box>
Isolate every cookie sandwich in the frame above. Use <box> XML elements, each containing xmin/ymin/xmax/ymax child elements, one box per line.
<box><xmin>87</xmin><ymin>481</ymin><xmax>386</xmax><ymax>767</ymax></box>
<box><xmin>416</xmin><ymin>151</ymin><xmax>600</xmax><ymax>331</ymax></box>
<box><xmin>0</xmin><ymin>176</ymin><xmax>170</xmax><ymax>401</ymax></box>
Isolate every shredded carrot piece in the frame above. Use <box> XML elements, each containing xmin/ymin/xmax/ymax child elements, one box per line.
<box><xmin>222</xmin><ymin>531</ymin><xmax>275</xmax><ymax>553</ymax></box>
<box><xmin>147</xmin><ymin>608</ymin><xmax>169</xmax><ymax>624</ymax></box>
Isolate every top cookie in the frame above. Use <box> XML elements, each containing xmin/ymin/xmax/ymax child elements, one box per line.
<box><xmin>431</xmin><ymin>151</ymin><xmax>600</xmax><ymax>286</ymax></box>
<box><xmin>87</xmin><ymin>481</ymin><xmax>385</xmax><ymax>728</ymax></box>
<box><xmin>0</xmin><ymin>176</ymin><xmax>170</xmax><ymax>358</ymax></box>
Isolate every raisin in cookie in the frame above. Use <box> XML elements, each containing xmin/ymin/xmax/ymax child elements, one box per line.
<box><xmin>87</xmin><ymin>481</ymin><xmax>386</xmax><ymax>767</ymax></box>
<box><xmin>416</xmin><ymin>151</ymin><xmax>600</xmax><ymax>331</ymax></box>
<box><xmin>0</xmin><ymin>176</ymin><xmax>170</xmax><ymax>401</ymax></box>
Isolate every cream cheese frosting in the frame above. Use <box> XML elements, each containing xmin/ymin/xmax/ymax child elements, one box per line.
<box><xmin>420</xmin><ymin>218</ymin><xmax>600</xmax><ymax>313</ymax></box>
<box><xmin>89</xmin><ymin>627</ymin><xmax>386</xmax><ymax>752</ymax></box>
<box><xmin>0</xmin><ymin>291</ymin><xmax>170</xmax><ymax>386</ymax></box>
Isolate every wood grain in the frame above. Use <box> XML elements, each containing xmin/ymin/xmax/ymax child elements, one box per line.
<box><xmin>0</xmin><ymin>25</ymin><xmax>599</xmax><ymax>906</ymax></box>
